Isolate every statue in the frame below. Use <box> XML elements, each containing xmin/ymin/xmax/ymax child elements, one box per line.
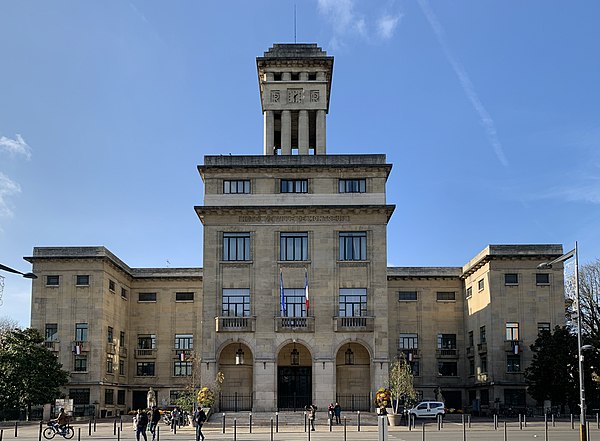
<box><xmin>147</xmin><ymin>387</ymin><xmax>157</xmax><ymax>409</ymax></box>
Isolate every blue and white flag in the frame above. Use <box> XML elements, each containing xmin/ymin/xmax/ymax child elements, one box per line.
<box><xmin>279</xmin><ymin>270</ymin><xmax>286</xmax><ymax>316</ymax></box>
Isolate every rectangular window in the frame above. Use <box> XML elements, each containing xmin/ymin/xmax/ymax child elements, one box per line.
<box><xmin>175</xmin><ymin>292</ymin><xmax>194</xmax><ymax>302</ymax></box>
<box><xmin>45</xmin><ymin>323</ymin><xmax>58</xmax><ymax>341</ymax></box>
<box><xmin>338</xmin><ymin>178</ymin><xmax>366</xmax><ymax>193</ymax></box>
<box><xmin>46</xmin><ymin>275</ymin><xmax>60</xmax><ymax>286</ymax></box>
<box><xmin>118</xmin><ymin>359</ymin><xmax>125</xmax><ymax>376</ymax></box>
<box><xmin>469</xmin><ymin>359</ymin><xmax>475</xmax><ymax>376</ymax></box>
<box><xmin>399</xmin><ymin>333</ymin><xmax>418</xmax><ymax>350</ymax></box>
<box><xmin>504</xmin><ymin>389</ymin><xmax>526</xmax><ymax>406</ymax></box>
<box><xmin>75</xmin><ymin>323</ymin><xmax>88</xmax><ymax>341</ymax></box>
<box><xmin>104</xmin><ymin>389</ymin><xmax>114</xmax><ymax>405</ymax></box>
<box><xmin>73</xmin><ymin>355</ymin><xmax>87</xmax><ymax>372</ymax></box>
<box><xmin>107</xmin><ymin>326</ymin><xmax>113</xmax><ymax>343</ymax></box>
<box><xmin>339</xmin><ymin>288</ymin><xmax>367</xmax><ymax>317</ymax></box>
<box><xmin>538</xmin><ymin>322</ymin><xmax>551</xmax><ymax>333</ymax></box>
<box><xmin>223</xmin><ymin>180</ymin><xmax>250</xmax><ymax>194</ymax></box>
<box><xmin>137</xmin><ymin>334</ymin><xmax>156</xmax><ymax>349</ymax></box>
<box><xmin>438</xmin><ymin>361</ymin><xmax>458</xmax><ymax>376</ymax></box>
<box><xmin>437</xmin><ymin>334</ymin><xmax>457</xmax><ymax>349</ymax></box>
<box><xmin>280</xmin><ymin>232</ymin><xmax>308</xmax><ymax>261</ymax></box>
<box><xmin>506</xmin><ymin>355</ymin><xmax>521</xmax><ymax>372</ymax></box>
<box><xmin>280</xmin><ymin>179</ymin><xmax>308</xmax><ymax>193</ymax></box>
<box><xmin>69</xmin><ymin>388</ymin><xmax>90</xmax><ymax>405</ymax></box>
<box><xmin>436</xmin><ymin>292</ymin><xmax>456</xmax><ymax>301</ymax></box>
<box><xmin>409</xmin><ymin>361</ymin><xmax>420</xmax><ymax>376</ymax></box>
<box><xmin>223</xmin><ymin>233</ymin><xmax>251</xmax><ymax>261</ymax></box>
<box><xmin>138</xmin><ymin>292</ymin><xmax>157</xmax><ymax>302</ymax></box>
<box><xmin>506</xmin><ymin>322</ymin><xmax>519</xmax><ymax>341</ymax></box>
<box><xmin>222</xmin><ymin>288</ymin><xmax>250</xmax><ymax>317</ymax></box>
<box><xmin>119</xmin><ymin>331</ymin><xmax>125</xmax><ymax>347</ymax></box>
<box><xmin>173</xmin><ymin>361</ymin><xmax>193</xmax><ymax>376</ymax></box>
<box><xmin>174</xmin><ymin>334</ymin><xmax>193</xmax><ymax>350</ymax></box>
<box><xmin>117</xmin><ymin>390</ymin><xmax>125</xmax><ymax>405</ymax></box>
<box><xmin>121</xmin><ymin>288</ymin><xmax>128</xmax><ymax>299</ymax></box>
<box><xmin>536</xmin><ymin>273</ymin><xmax>550</xmax><ymax>285</ymax></box>
<box><xmin>480</xmin><ymin>326</ymin><xmax>486</xmax><ymax>343</ymax></box>
<box><xmin>76</xmin><ymin>275</ymin><xmax>89</xmax><ymax>286</ymax></box>
<box><xmin>106</xmin><ymin>355</ymin><xmax>114</xmax><ymax>373</ymax></box>
<box><xmin>109</xmin><ymin>280</ymin><xmax>116</xmax><ymax>292</ymax></box>
<box><xmin>136</xmin><ymin>362</ymin><xmax>155</xmax><ymax>376</ymax></box>
<box><xmin>466</xmin><ymin>287</ymin><xmax>472</xmax><ymax>298</ymax></box>
<box><xmin>398</xmin><ymin>291</ymin><xmax>417</xmax><ymax>301</ymax></box>
<box><xmin>505</xmin><ymin>273</ymin><xmax>519</xmax><ymax>285</ymax></box>
<box><xmin>339</xmin><ymin>232</ymin><xmax>367</xmax><ymax>261</ymax></box>
<box><xmin>468</xmin><ymin>331</ymin><xmax>474</xmax><ymax>347</ymax></box>
<box><xmin>282</xmin><ymin>288</ymin><xmax>307</xmax><ymax>317</ymax></box>
<box><xmin>480</xmin><ymin>356</ymin><xmax>487</xmax><ymax>373</ymax></box>
<box><xmin>478</xmin><ymin>279</ymin><xmax>484</xmax><ymax>291</ymax></box>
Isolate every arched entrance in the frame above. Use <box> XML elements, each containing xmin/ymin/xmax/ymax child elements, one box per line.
<box><xmin>277</xmin><ymin>342</ymin><xmax>311</xmax><ymax>411</ymax></box>
<box><xmin>336</xmin><ymin>342</ymin><xmax>371</xmax><ymax>411</ymax></box>
<box><xmin>218</xmin><ymin>342</ymin><xmax>253</xmax><ymax>411</ymax></box>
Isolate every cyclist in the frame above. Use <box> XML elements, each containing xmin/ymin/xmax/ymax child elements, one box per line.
<box><xmin>53</xmin><ymin>408</ymin><xmax>69</xmax><ymax>434</ymax></box>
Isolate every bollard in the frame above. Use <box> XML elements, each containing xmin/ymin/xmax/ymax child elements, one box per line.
<box><xmin>276</xmin><ymin>412</ymin><xmax>279</xmax><ymax>433</ymax></box>
<box><xmin>519</xmin><ymin>414</ymin><xmax>523</xmax><ymax>430</ymax></box>
<box><xmin>157</xmin><ymin>425</ymin><xmax>160</xmax><ymax>441</ymax></box>
<box><xmin>222</xmin><ymin>413</ymin><xmax>225</xmax><ymax>434</ymax></box>
<box><xmin>468</xmin><ymin>414</ymin><xmax>471</xmax><ymax>428</ymax></box>
<box><xmin>270</xmin><ymin>418</ymin><xmax>273</xmax><ymax>441</ymax></box>
<box><xmin>308</xmin><ymin>420</ymin><xmax>311</xmax><ymax>441</ymax></box>
<box><xmin>552</xmin><ymin>414</ymin><xmax>555</xmax><ymax>427</ymax></box>
<box><xmin>117</xmin><ymin>427</ymin><xmax>120</xmax><ymax>441</ymax></box>
<box><xmin>14</xmin><ymin>422</ymin><xmax>17</xmax><ymax>438</ymax></box>
<box><xmin>249</xmin><ymin>413</ymin><xmax>252</xmax><ymax>433</ymax></box>
<box><xmin>119</xmin><ymin>416</ymin><xmax>122</xmax><ymax>432</ymax></box>
<box><xmin>38</xmin><ymin>421</ymin><xmax>42</xmax><ymax>441</ymax></box>
<box><xmin>524</xmin><ymin>413</ymin><xmax>527</xmax><ymax>427</ymax></box>
<box><xmin>88</xmin><ymin>419</ymin><xmax>92</xmax><ymax>436</ymax></box>
<box><xmin>409</xmin><ymin>414</ymin><xmax>412</xmax><ymax>431</ymax></box>
<box><xmin>114</xmin><ymin>417</ymin><xmax>117</xmax><ymax>435</ymax></box>
<box><xmin>463</xmin><ymin>417</ymin><xmax>467</xmax><ymax>441</ymax></box>
<box><xmin>233</xmin><ymin>418</ymin><xmax>237</xmax><ymax>441</ymax></box>
<box><xmin>77</xmin><ymin>428</ymin><xmax>80</xmax><ymax>441</ymax></box>
<box><xmin>94</xmin><ymin>418</ymin><xmax>97</xmax><ymax>433</ymax></box>
<box><xmin>357</xmin><ymin>410</ymin><xmax>361</xmax><ymax>432</ymax></box>
<box><xmin>1</xmin><ymin>429</ymin><xmax>3</xmax><ymax>441</ymax></box>
<box><xmin>598</xmin><ymin>413</ymin><xmax>600</xmax><ymax>430</ymax></box>
<box><xmin>545</xmin><ymin>415</ymin><xmax>548</xmax><ymax>441</ymax></box>
<box><xmin>344</xmin><ymin>416</ymin><xmax>347</xmax><ymax>441</ymax></box>
<box><xmin>438</xmin><ymin>414</ymin><xmax>441</xmax><ymax>430</ymax></box>
<box><xmin>494</xmin><ymin>414</ymin><xmax>498</xmax><ymax>431</ymax></box>
<box><xmin>422</xmin><ymin>422</ymin><xmax>425</xmax><ymax>441</ymax></box>
<box><xmin>504</xmin><ymin>421</ymin><xmax>507</xmax><ymax>441</ymax></box>
<box><xmin>571</xmin><ymin>413</ymin><xmax>574</xmax><ymax>429</ymax></box>
<box><xmin>304</xmin><ymin>411</ymin><xmax>307</xmax><ymax>432</ymax></box>
<box><xmin>329</xmin><ymin>417</ymin><xmax>332</xmax><ymax>432</ymax></box>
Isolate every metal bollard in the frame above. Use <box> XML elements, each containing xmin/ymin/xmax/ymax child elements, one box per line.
<box><xmin>249</xmin><ymin>412</ymin><xmax>252</xmax><ymax>433</ymax></box>
<box><xmin>422</xmin><ymin>422</ymin><xmax>425</xmax><ymax>441</ymax></box>
<box><xmin>468</xmin><ymin>414</ymin><xmax>471</xmax><ymax>428</ymax></box>
<box><xmin>329</xmin><ymin>417</ymin><xmax>332</xmax><ymax>432</ymax></box>
<box><xmin>233</xmin><ymin>418</ymin><xmax>237</xmax><ymax>441</ymax></box>
<box><xmin>117</xmin><ymin>427</ymin><xmax>120</xmax><ymax>441</ymax></box>
<box><xmin>552</xmin><ymin>414</ymin><xmax>555</xmax><ymax>427</ymax></box>
<box><xmin>88</xmin><ymin>419</ymin><xmax>92</xmax><ymax>436</ymax></box>
<box><xmin>276</xmin><ymin>412</ymin><xmax>279</xmax><ymax>433</ymax></box>
<box><xmin>463</xmin><ymin>417</ymin><xmax>466</xmax><ymax>441</ymax></box>
<box><xmin>304</xmin><ymin>411</ymin><xmax>307</xmax><ymax>432</ymax></box>
<box><xmin>14</xmin><ymin>422</ymin><xmax>17</xmax><ymax>438</ymax></box>
<box><xmin>494</xmin><ymin>414</ymin><xmax>498</xmax><ymax>430</ymax></box>
<box><xmin>572</xmin><ymin>413</ymin><xmax>574</xmax><ymax>430</ymax></box>
<box><xmin>519</xmin><ymin>414</ymin><xmax>523</xmax><ymax>430</ymax></box>
<box><xmin>598</xmin><ymin>413</ymin><xmax>600</xmax><ymax>429</ymax></box>
<box><xmin>157</xmin><ymin>425</ymin><xmax>160</xmax><ymax>441</ymax></box>
<box><xmin>222</xmin><ymin>413</ymin><xmax>226</xmax><ymax>434</ymax></box>
<box><xmin>1</xmin><ymin>429</ymin><xmax>3</xmax><ymax>441</ymax></box>
<box><xmin>270</xmin><ymin>418</ymin><xmax>273</xmax><ymax>441</ymax></box>
<box><xmin>94</xmin><ymin>418</ymin><xmax>97</xmax><ymax>433</ymax></box>
<box><xmin>38</xmin><ymin>421</ymin><xmax>42</xmax><ymax>441</ymax></box>
<box><xmin>77</xmin><ymin>428</ymin><xmax>80</xmax><ymax>441</ymax></box>
<box><xmin>119</xmin><ymin>416</ymin><xmax>122</xmax><ymax>431</ymax></box>
<box><xmin>524</xmin><ymin>414</ymin><xmax>527</xmax><ymax>427</ymax></box>
<box><xmin>438</xmin><ymin>414</ymin><xmax>442</xmax><ymax>430</ymax></box>
<box><xmin>113</xmin><ymin>417</ymin><xmax>117</xmax><ymax>435</ymax></box>
<box><xmin>545</xmin><ymin>415</ymin><xmax>548</xmax><ymax>441</ymax></box>
<box><xmin>308</xmin><ymin>420</ymin><xmax>311</xmax><ymax>441</ymax></box>
<box><xmin>504</xmin><ymin>421</ymin><xmax>507</xmax><ymax>441</ymax></box>
<box><xmin>344</xmin><ymin>417</ymin><xmax>347</xmax><ymax>441</ymax></box>
<box><xmin>357</xmin><ymin>410</ymin><xmax>361</xmax><ymax>432</ymax></box>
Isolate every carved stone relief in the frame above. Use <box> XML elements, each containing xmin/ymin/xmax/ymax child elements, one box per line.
<box><xmin>310</xmin><ymin>90</ymin><xmax>320</xmax><ymax>102</ymax></box>
<box><xmin>270</xmin><ymin>90</ymin><xmax>280</xmax><ymax>103</ymax></box>
<box><xmin>288</xmin><ymin>88</ymin><xmax>303</xmax><ymax>103</ymax></box>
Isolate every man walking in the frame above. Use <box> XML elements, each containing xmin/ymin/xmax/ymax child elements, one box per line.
<box><xmin>135</xmin><ymin>409</ymin><xmax>149</xmax><ymax>441</ymax></box>
<box><xmin>194</xmin><ymin>408</ymin><xmax>207</xmax><ymax>441</ymax></box>
<box><xmin>149</xmin><ymin>406</ymin><xmax>160</xmax><ymax>440</ymax></box>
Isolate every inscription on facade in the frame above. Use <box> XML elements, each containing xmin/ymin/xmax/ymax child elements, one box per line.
<box><xmin>288</xmin><ymin>88</ymin><xmax>303</xmax><ymax>103</ymax></box>
<box><xmin>238</xmin><ymin>215</ymin><xmax>350</xmax><ymax>224</ymax></box>
<box><xmin>310</xmin><ymin>90</ymin><xmax>319</xmax><ymax>102</ymax></box>
<box><xmin>270</xmin><ymin>90</ymin><xmax>280</xmax><ymax>103</ymax></box>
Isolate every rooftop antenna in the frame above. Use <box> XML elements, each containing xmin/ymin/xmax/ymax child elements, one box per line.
<box><xmin>294</xmin><ymin>3</ymin><xmax>297</xmax><ymax>43</ymax></box>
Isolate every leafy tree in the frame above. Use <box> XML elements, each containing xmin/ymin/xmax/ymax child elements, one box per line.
<box><xmin>0</xmin><ymin>328</ymin><xmax>69</xmax><ymax>419</ymax></box>
<box><xmin>388</xmin><ymin>355</ymin><xmax>417</xmax><ymax>414</ymax></box>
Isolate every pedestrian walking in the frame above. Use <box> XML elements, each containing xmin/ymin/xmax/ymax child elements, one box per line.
<box><xmin>149</xmin><ymin>406</ymin><xmax>160</xmax><ymax>440</ymax></box>
<box><xmin>193</xmin><ymin>408</ymin><xmax>207</xmax><ymax>441</ymax></box>
<box><xmin>135</xmin><ymin>409</ymin><xmax>149</xmax><ymax>441</ymax></box>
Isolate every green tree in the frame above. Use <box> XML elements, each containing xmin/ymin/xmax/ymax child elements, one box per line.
<box><xmin>388</xmin><ymin>355</ymin><xmax>417</xmax><ymax>414</ymax></box>
<box><xmin>0</xmin><ymin>328</ymin><xmax>69</xmax><ymax>419</ymax></box>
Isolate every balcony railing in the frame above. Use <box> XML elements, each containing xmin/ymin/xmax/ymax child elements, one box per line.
<box><xmin>436</xmin><ymin>348</ymin><xmax>459</xmax><ymax>358</ymax></box>
<box><xmin>504</xmin><ymin>339</ymin><xmax>523</xmax><ymax>352</ymax></box>
<box><xmin>477</xmin><ymin>342</ymin><xmax>488</xmax><ymax>353</ymax></box>
<box><xmin>466</xmin><ymin>346</ymin><xmax>474</xmax><ymax>356</ymax></box>
<box><xmin>215</xmin><ymin>316</ymin><xmax>256</xmax><ymax>332</ymax></box>
<box><xmin>135</xmin><ymin>348</ymin><xmax>157</xmax><ymax>358</ymax></box>
<box><xmin>398</xmin><ymin>349</ymin><xmax>419</xmax><ymax>360</ymax></box>
<box><xmin>119</xmin><ymin>347</ymin><xmax>128</xmax><ymax>358</ymax></box>
<box><xmin>275</xmin><ymin>316</ymin><xmax>315</xmax><ymax>332</ymax></box>
<box><xmin>106</xmin><ymin>343</ymin><xmax>116</xmax><ymax>354</ymax></box>
<box><xmin>44</xmin><ymin>341</ymin><xmax>59</xmax><ymax>351</ymax></box>
<box><xmin>333</xmin><ymin>316</ymin><xmax>375</xmax><ymax>332</ymax></box>
<box><xmin>71</xmin><ymin>341</ymin><xmax>90</xmax><ymax>352</ymax></box>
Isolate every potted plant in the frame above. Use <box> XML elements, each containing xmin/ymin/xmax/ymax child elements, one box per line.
<box><xmin>387</xmin><ymin>354</ymin><xmax>417</xmax><ymax>426</ymax></box>
<box><xmin>375</xmin><ymin>388</ymin><xmax>392</xmax><ymax>415</ymax></box>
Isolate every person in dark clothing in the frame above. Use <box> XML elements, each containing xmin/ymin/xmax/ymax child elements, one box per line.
<box><xmin>149</xmin><ymin>406</ymin><xmax>161</xmax><ymax>440</ymax></box>
<box><xmin>194</xmin><ymin>408</ymin><xmax>207</xmax><ymax>441</ymax></box>
<box><xmin>306</xmin><ymin>404</ymin><xmax>317</xmax><ymax>431</ymax></box>
<box><xmin>135</xmin><ymin>409</ymin><xmax>149</xmax><ymax>441</ymax></box>
<box><xmin>334</xmin><ymin>402</ymin><xmax>342</xmax><ymax>424</ymax></box>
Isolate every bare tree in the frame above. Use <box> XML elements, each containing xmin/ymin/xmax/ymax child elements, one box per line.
<box><xmin>0</xmin><ymin>316</ymin><xmax>20</xmax><ymax>337</ymax></box>
<box><xmin>566</xmin><ymin>259</ymin><xmax>600</xmax><ymax>341</ymax></box>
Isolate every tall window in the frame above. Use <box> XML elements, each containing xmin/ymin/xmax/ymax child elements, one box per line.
<box><xmin>339</xmin><ymin>288</ymin><xmax>367</xmax><ymax>317</ymax></box>
<box><xmin>399</xmin><ymin>333</ymin><xmax>418</xmax><ymax>350</ymax></box>
<box><xmin>481</xmin><ymin>356</ymin><xmax>488</xmax><ymax>373</ymax></box>
<box><xmin>338</xmin><ymin>178</ymin><xmax>366</xmax><ymax>193</ymax></box>
<box><xmin>468</xmin><ymin>331</ymin><xmax>474</xmax><ymax>347</ymax></box>
<box><xmin>117</xmin><ymin>390</ymin><xmax>125</xmax><ymax>405</ymax></box>
<box><xmin>74</xmin><ymin>355</ymin><xmax>87</xmax><ymax>372</ymax></box>
<box><xmin>174</xmin><ymin>334</ymin><xmax>193</xmax><ymax>350</ymax></box>
<box><xmin>224</xmin><ymin>180</ymin><xmax>250</xmax><ymax>194</ymax></box>
<box><xmin>469</xmin><ymin>359</ymin><xmax>475</xmax><ymax>376</ymax></box>
<box><xmin>136</xmin><ymin>362</ymin><xmax>155</xmax><ymax>376</ymax></box>
<box><xmin>106</xmin><ymin>355</ymin><xmax>114</xmax><ymax>373</ymax></box>
<box><xmin>280</xmin><ymin>232</ymin><xmax>308</xmax><ymax>261</ymax></box>
<box><xmin>45</xmin><ymin>323</ymin><xmax>58</xmax><ymax>341</ymax></box>
<box><xmin>282</xmin><ymin>288</ymin><xmax>307</xmax><ymax>317</ymax></box>
<box><xmin>107</xmin><ymin>326</ymin><xmax>113</xmax><ymax>343</ymax></box>
<box><xmin>437</xmin><ymin>334</ymin><xmax>457</xmax><ymax>349</ymax></box>
<box><xmin>339</xmin><ymin>232</ymin><xmax>367</xmax><ymax>261</ymax></box>
<box><xmin>506</xmin><ymin>322</ymin><xmax>519</xmax><ymax>341</ymax></box>
<box><xmin>223</xmin><ymin>233</ymin><xmax>251</xmax><ymax>261</ymax></box>
<box><xmin>506</xmin><ymin>355</ymin><xmax>521</xmax><ymax>372</ymax></box>
<box><xmin>173</xmin><ymin>361</ymin><xmax>193</xmax><ymax>376</ymax></box>
<box><xmin>480</xmin><ymin>326</ymin><xmax>487</xmax><ymax>343</ymax></box>
<box><xmin>466</xmin><ymin>287</ymin><xmax>472</xmax><ymax>298</ymax></box>
<box><xmin>137</xmin><ymin>334</ymin><xmax>156</xmax><ymax>349</ymax></box>
<box><xmin>222</xmin><ymin>288</ymin><xmax>250</xmax><ymax>317</ymax></box>
<box><xmin>118</xmin><ymin>360</ymin><xmax>125</xmax><ymax>376</ymax></box>
<box><xmin>478</xmin><ymin>279</ymin><xmax>485</xmax><ymax>291</ymax></box>
<box><xmin>438</xmin><ymin>361</ymin><xmax>457</xmax><ymax>376</ymax></box>
<box><xmin>75</xmin><ymin>323</ymin><xmax>88</xmax><ymax>341</ymax></box>
<box><xmin>119</xmin><ymin>331</ymin><xmax>125</xmax><ymax>346</ymax></box>
<box><xmin>280</xmin><ymin>179</ymin><xmax>308</xmax><ymax>193</ymax></box>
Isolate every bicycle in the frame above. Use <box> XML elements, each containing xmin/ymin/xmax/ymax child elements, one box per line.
<box><xmin>43</xmin><ymin>421</ymin><xmax>74</xmax><ymax>439</ymax></box>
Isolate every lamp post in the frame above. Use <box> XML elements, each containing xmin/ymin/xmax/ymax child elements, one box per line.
<box><xmin>0</xmin><ymin>263</ymin><xmax>37</xmax><ymax>279</ymax></box>
<box><xmin>538</xmin><ymin>242</ymin><xmax>585</xmax><ymax>441</ymax></box>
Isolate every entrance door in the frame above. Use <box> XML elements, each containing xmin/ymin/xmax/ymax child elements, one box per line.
<box><xmin>132</xmin><ymin>391</ymin><xmax>147</xmax><ymax>411</ymax></box>
<box><xmin>277</xmin><ymin>367</ymin><xmax>311</xmax><ymax>411</ymax></box>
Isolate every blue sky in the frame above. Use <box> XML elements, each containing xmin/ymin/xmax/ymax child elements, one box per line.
<box><xmin>1</xmin><ymin>1</ymin><xmax>599</xmax><ymax>327</ymax></box>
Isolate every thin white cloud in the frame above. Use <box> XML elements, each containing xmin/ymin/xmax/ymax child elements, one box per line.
<box><xmin>0</xmin><ymin>134</ymin><xmax>32</xmax><ymax>160</ymax></box>
<box><xmin>377</xmin><ymin>14</ymin><xmax>402</xmax><ymax>40</ymax></box>
<box><xmin>417</xmin><ymin>0</ymin><xmax>509</xmax><ymax>167</ymax></box>
<box><xmin>0</xmin><ymin>172</ymin><xmax>21</xmax><ymax>218</ymax></box>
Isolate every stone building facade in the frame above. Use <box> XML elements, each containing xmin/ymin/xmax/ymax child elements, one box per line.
<box><xmin>27</xmin><ymin>44</ymin><xmax>565</xmax><ymax>417</ymax></box>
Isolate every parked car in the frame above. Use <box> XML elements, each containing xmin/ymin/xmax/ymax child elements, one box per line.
<box><xmin>408</xmin><ymin>401</ymin><xmax>445</xmax><ymax>419</ymax></box>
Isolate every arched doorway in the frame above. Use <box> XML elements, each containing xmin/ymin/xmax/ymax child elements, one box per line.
<box><xmin>277</xmin><ymin>342</ymin><xmax>311</xmax><ymax>411</ymax></box>
<box><xmin>218</xmin><ymin>342</ymin><xmax>253</xmax><ymax>411</ymax></box>
<box><xmin>336</xmin><ymin>342</ymin><xmax>371</xmax><ymax>411</ymax></box>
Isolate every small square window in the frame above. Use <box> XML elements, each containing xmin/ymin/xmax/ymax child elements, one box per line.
<box><xmin>436</xmin><ymin>292</ymin><xmax>456</xmax><ymax>301</ymax></box>
<box><xmin>175</xmin><ymin>292</ymin><xmax>194</xmax><ymax>302</ymax></box>
<box><xmin>505</xmin><ymin>273</ymin><xmax>519</xmax><ymax>285</ymax></box>
<box><xmin>466</xmin><ymin>287</ymin><xmax>472</xmax><ymax>298</ymax></box>
<box><xmin>121</xmin><ymin>288</ymin><xmax>128</xmax><ymax>299</ymax></box>
<box><xmin>308</xmin><ymin>73</ymin><xmax>317</xmax><ymax>81</ymax></box>
<box><xmin>536</xmin><ymin>273</ymin><xmax>550</xmax><ymax>285</ymax></box>
<box><xmin>478</xmin><ymin>279</ymin><xmax>484</xmax><ymax>291</ymax></box>
<box><xmin>109</xmin><ymin>280</ymin><xmax>116</xmax><ymax>292</ymax></box>
<box><xmin>398</xmin><ymin>291</ymin><xmax>417</xmax><ymax>301</ymax></box>
<box><xmin>139</xmin><ymin>292</ymin><xmax>157</xmax><ymax>302</ymax></box>
<box><xmin>273</xmin><ymin>72</ymin><xmax>282</xmax><ymax>81</ymax></box>
<box><xmin>76</xmin><ymin>275</ymin><xmax>89</xmax><ymax>286</ymax></box>
<box><xmin>46</xmin><ymin>275</ymin><xmax>60</xmax><ymax>286</ymax></box>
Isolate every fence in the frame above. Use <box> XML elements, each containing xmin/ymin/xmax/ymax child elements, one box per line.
<box><xmin>219</xmin><ymin>393</ymin><xmax>252</xmax><ymax>412</ymax></box>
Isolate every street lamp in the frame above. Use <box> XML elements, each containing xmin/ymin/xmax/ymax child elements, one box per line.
<box><xmin>0</xmin><ymin>263</ymin><xmax>37</xmax><ymax>279</ymax></box>
<box><xmin>538</xmin><ymin>242</ymin><xmax>586</xmax><ymax>441</ymax></box>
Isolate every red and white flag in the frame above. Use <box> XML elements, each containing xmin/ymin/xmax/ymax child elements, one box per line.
<box><xmin>179</xmin><ymin>352</ymin><xmax>186</xmax><ymax>361</ymax></box>
<box><xmin>304</xmin><ymin>269</ymin><xmax>309</xmax><ymax>312</ymax></box>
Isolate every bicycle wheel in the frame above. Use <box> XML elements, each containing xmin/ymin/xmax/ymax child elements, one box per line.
<box><xmin>63</xmin><ymin>427</ymin><xmax>74</xmax><ymax>439</ymax></box>
<box><xmin>43</xmin><ymin>428</ymin><xmax>56</xmax><ymax>439</ymax></box>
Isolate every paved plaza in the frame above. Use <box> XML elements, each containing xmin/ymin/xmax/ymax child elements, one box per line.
<box><xmin>1</xmin><ymin>416</ymin><xmax>600</xmax><ymax>441</ymax></box>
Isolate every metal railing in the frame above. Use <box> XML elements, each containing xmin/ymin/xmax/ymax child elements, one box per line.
<box><xmin>336</xmin><ymin>394</ymin><xmax>370</xmax><ymax>411</ymax></box>
<box><xmin>219</xmin><ymin>392</ymin><xmax>252</xmax><ymax>412</ymax></box>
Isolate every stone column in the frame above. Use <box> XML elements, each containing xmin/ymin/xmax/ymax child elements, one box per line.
<box><xmin>316</xmin><ymin>110</ymin><xmax>326</xmax><ymax>154</ymax></box>
<box><xmin>298</xmin><ymin>110</ymin><xmax>309</xmax><ymax>155</ymax></box>
<box><xmin>314</xmin><ymin>360</ymin><xmax>336</xmax><ymax>410</ymax></box>
<box><xmin>263</xmin><ymin>110</ymin><xmax>275</xmax><ymax>155</ymax></box>
<box><xmin>281</xmin><ymin>110</ymin><xmax>291</xmax><ymax>155</ymax></box>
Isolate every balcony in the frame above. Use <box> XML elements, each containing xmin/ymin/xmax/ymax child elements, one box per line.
<box><xmin>44</xmin><ymin>341</ymin><xmax>59</xmax><ymax>352</ymax></box>
<box><xmin>466</xmin><ymin>346</ymin><xmax>474</xmax><ymax>357</ymax></box>
<box><xmin>275</xmin><ymin>316</ymin><xmax>315</xmax><ymax>333</ymax></box>
<box><xmin>215</xmin><ymin>316</ymin><xmax>256</xmax><ymax>332</ymax></box>
<box><xmin>477</xmin><ymin>342</ymin><xmax>488</xmax><ymax>354</ymax></box>
<box><xmin>398</xmin><ymin>349</ymin><xmax>420</xmax><ymax>360</ymax></box>
<box><xmin>71</xmin><ymin>341</ymin><xmax>90</xmax><ymax>352</ymax></box>
<box><xmin>106</xmin><ymin>343</ymin><xmax>116</xmax><ymax>354</ymax></box>
<box><xmin>173</xmin><ymin>349</ymin><xmax>193</xmax><ymax>359</ymax></box>
<box><xmin>333</xmin><ymin>316</ymin><xmax>375</xmax><ymax>332</ymax></box>
<box><xmin>504</xmin><ymin>340</ymin><xmax>523</xmax><ymax>353</ymax></box>
<box><xmin>436</xmin><ymin>348</ymin><xmax>459</xmax><ymax>358</ymax></box>
<box><xmin>135</xmin><ymin>348</ymin><xmax>157</xmax><ymax>359</ymax></box>
<box><xmin>119</xmin><ymin>347</ymin><xmax>128</xmax><ymax>358</ymax></box>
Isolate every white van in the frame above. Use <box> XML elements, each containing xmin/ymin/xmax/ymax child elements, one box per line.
<box><xmin>408</xmin><ymin>401</ymin><xmax>445</xmax><ymax>418</ymax></box>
